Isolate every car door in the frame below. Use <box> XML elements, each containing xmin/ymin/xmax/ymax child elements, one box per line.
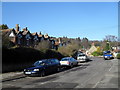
<box><xmin>45</xmin><ymin>60</ymin><xmax>53</xmax><ymax>74</ymax></box>
<box><xmin>71</xmin><ymin>58</ymin><xmax>76</xmax><ymax>65</ymax></box>
<box><xmin>50</xmin><ymin>59</ymin><xmax>58</xmax><ymax>72</ymax></box>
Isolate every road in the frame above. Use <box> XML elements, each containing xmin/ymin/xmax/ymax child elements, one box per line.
<box><xmin>2</xmin><ymin>57</ymin><xmax>118</xmax><ymax>89</ymax></box>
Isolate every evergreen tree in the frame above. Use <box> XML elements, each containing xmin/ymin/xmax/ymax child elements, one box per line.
<box><xmin>0</xmin><ymin>24</ymin><xmax>9</xmax><ymax>29</ymax></box>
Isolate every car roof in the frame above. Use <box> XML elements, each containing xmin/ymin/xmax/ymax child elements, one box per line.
<box><xmin>62</xmin><ymin>57</ymin><xmax>72</xmax><ymax>59</ymax></box>
<box><xmin>37</xmin><ymin>58</ymin><xmax>58</xmax><ymax>62</ymax></box>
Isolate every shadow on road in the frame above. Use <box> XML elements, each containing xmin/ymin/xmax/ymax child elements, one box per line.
<box><xmin>2</xmin><ymin>75</ymin><xmax>26</xmax><ymax>82</ymax></box>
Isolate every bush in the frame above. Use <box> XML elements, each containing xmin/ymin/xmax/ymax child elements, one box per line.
<box><xmin>58</xmin><ymin>43</ymin><xmax>80</xmax><ymax>57</ymax></box>
<box><xmin>91</xmin><ymin>51</ymin><xmax>103</xmax><ymax>56</ymax></box>
<box><xmin>117</xmin><ymin>53</ymin><xmax>120</xmax><ymax>59</ymax></box>
<box><xmin>2</xmin><ymin>47</ymin><xmax>64</xmax><ymax>72</ymax></box>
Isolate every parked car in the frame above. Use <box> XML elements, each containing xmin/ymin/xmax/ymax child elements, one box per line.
<box><xmin>60</xmin><ymin>57</ymin><xmax>78</xmax><ymax>68</ymax></box>
<box><xmin>77</xmin><ymin>53</ymin><xmax>89</xmax><ymax>62</ymax></box>
<box><xmin>23</xmin><ymin>59</ymin><xmax>61</xmax><ymax>77</ymax></box>
<box><xmin>103</xmin><ymin>51</ymin><xmax>114</xmax><ymax>60</ymax></box>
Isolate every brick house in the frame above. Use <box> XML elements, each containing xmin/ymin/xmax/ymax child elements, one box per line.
<box><xmin>3</xmin><ymin>24</ymin><xmax>57</xmax><ymax>48</ymax></box>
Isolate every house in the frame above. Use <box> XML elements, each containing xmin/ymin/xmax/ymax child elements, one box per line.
<box><xmin>38</xmin><ymin>32</ymin><xmax>44</xmax><ymax>42</ymax></box>
<box><xmin>87</xmin><ymin>43</ymin><xmax>97</xmax><ymax>56</ymax></box>
<box><xmin>1</xmin><ymin>24</ymin><xmax>59</xmax><ymax>49</ymax></box>
<box><xmin>31</xmin><ymin>32</ymin><xmax>39</xmax><ymax>46</ymax></box>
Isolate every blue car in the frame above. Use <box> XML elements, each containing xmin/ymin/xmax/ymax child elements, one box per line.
<box><xmin>24</xmin><ymin>59</ymin><xmax>61</xmax><ymax>76</ymax></box>
<box><xmin>103</xmin><ymin>51</ymin><xmax>114</xmax><ymax>60</ymax></box>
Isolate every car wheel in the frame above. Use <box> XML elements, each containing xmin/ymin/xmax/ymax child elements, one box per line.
<box><xmin>40</xmin><ymin>70</ymin><xmax>45</xmax><ymax>77</ymax></box>
<box><xmin>76</xmin><ymin>62</ymin><xmax>78</xmax><ymax>66</ymax></box>
<box><xmin>70</xmin><ymin>64</ymin><xmax>73</xmax><ymax>68</ymax></box>
<box><xmin>57</xmin><ymin>67</ymin><xmax>61</xmax><ymax>72</ymax></box>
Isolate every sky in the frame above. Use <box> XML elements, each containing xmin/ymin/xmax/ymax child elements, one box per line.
<box><xmin>2</xmin><ymin>2</ymin><xmax>118</xmax><ymax>40</ymax></box>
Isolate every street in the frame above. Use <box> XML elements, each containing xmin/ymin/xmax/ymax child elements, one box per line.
<box><xmin>2</xmin><ymin>57</ymin><xmax>118</xmax><ymax>89</ymax></box>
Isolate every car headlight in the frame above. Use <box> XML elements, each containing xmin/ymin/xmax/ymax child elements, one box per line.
<box><xmin>34</xmin><ymin>69</ymin><xmax>39</xmax><ymax>71</ymax></box>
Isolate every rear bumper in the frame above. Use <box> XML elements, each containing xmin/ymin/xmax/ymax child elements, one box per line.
<box><xmin>77</xmin><ymin>59</ymin><xmax>86</xmax><ymax>62</ymax></box>
<box><xmin>60</xmin><ymin>64</ymin><xmax>71</xmax><ymax>67</ymax></box>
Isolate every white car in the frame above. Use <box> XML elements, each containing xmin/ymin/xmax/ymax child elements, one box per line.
<box><xmin>77</xmin><ymin>53</ymin><xmax>89</xmax><ymax>62</ymax></box>
<box><xmin>60</xmin><ymin>57</ymin><xmax>78</xmax><ymax>68</ymax></box>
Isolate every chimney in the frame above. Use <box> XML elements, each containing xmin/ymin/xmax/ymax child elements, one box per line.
<box><xmin>23</xmin><ymin>27</ymin><xmax>28</xmax><ymax>31</ymax></box>
<box><xmin>39</xmin><ymin>32</ymin><xmax>42</xmax><ymax>35</ymax></box>
<box><xmin>58</xmin><ymin>38</ymin><xmax>61</xmax><ymax>43</ymax></box>
<box><xmin>16</xmin><ymin>24</ymin><xmax>19</xmax><ymax>32</ymax></box>
<box><xmin>25</xmin><ymin>27</ymin><xmax>28</xmax><ymax>31</ymax></box>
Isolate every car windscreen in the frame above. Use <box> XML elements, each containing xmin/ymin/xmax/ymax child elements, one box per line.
<box><xmin>61</xmin><ymin>59</ymin><xmax>69</xmax><ymax>61</ymax></box>
<box><xmin>34</xmin><ymin>61</ymin><xmax>46</xmax><ymax>66</ymax></box>
<box><xmin>78</xmin><ymin>54</ymin><xmax>85</xmax><ymax>56</ymax></box>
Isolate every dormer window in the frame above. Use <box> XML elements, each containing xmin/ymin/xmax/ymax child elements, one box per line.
<box><xmin>25</xmin><ymin>34</ymin><xmax>31</xmax><ymax>40</ymax></box>
<box><xmin>17</xmin><ymin>34</ymin><xmax>22</xmax><ymax>39</ymax></box>
<box><xmin>34</xmin><ymin>36</ymin><xmax>38</xmax><ymax>41</ymax></box>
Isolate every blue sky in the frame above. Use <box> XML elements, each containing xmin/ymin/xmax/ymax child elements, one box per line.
<box><xmin>2</xmin><ymin>2</ymin><xmax>118</xmax><ymax>40</ymax></box>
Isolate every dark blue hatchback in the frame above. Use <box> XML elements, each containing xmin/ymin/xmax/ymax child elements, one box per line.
<box><xmin>23</xmin><ymin>59</ymin><xmax>61</xmax><ymax>76</ymax></box>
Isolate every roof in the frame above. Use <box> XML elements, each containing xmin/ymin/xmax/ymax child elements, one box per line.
<box><xmin>44</xmin><ymin>35</ymin><xmax>49</xmax><ymax>38</ymax></box>
<box><xmin>0</xmin><ymin>29</ymin><xmax>13</xmax><ymax>32</ymax></box>
<box><xmin>55</xmin><ymin>42</ymin><xmax>59</xmax><ymax>45</ymax></box>
<box><xmin>22</xmin><ymin>31</ymin><xmax>29</xmax><ymax>35</ymax></box>
<box><xmin>39</xmin><ymin>34</ymin><xmax>43</xmax><ymax>37</ymax></box>
<box><xmin>31</xmin><ymin>32</ymin><xmax>38</xmax><ymax>36</ymax></box>
<box><xmin>88</xmin><ymin>45</ymin><xmax>97</xmax><ymax>53</ymax></box>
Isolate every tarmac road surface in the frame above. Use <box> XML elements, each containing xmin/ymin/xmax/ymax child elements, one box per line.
<box><xmin>2</xmin><ymin>57</ymin><xmax>118</xmax><ymax>89</ymax></box>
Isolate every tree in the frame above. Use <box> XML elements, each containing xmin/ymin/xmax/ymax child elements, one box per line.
<box><xmin>2</xmin><ymin>32</ymin><xmax>10</xmax><ymax>48</ymax></box>
<box><xmin>81</xmin><ymin>37</ymin><xmax>90</xmax><ymax>50</ymax></box>
<box><xmin>58</xmin><ymin>42</ymin><xmax>80</xmax><ymax>57</ymax></box>
<box><xmin>104</xmin><ymin>42</ymin><xmax>111</xmax><ymax>51</ymax></box>
<box><xmin>0</xmin><ymin>24</ymin><xmax>9</xmax><ymax>29</ymax></box>
<box><xmin>35</xmin><ymin>40</ymin><xmax>52</xmax><ymax>51</ymax></box>
<box><xmin>104</xmin><ymin>35</ymin><xmax>117</xmax><ymax>42</ymax></box>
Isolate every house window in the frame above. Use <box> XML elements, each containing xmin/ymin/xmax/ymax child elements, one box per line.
<box><xmin>18</xmin><ymin>34</ymin><xmax>22</xmax><ymax>39</ymax></box>
<box><xmin>34</xmin><ymin>36</ymin><xmax>38</xmax><ymax>41</ymax></box>
<box><xmin>26</xmin><ymin>34</ymin><xmax>31</xmax><ymax>40</ymax></box>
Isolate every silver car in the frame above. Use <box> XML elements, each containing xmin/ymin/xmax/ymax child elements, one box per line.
<box><xmin>77</xmin><ymin>53</ymin><xmax>89</xmax><ymax>62</ymax></box>
<box><xmin>60</xmin><ymin>57</ymin><xmax>78</xmax><ymax>68</ymax></box>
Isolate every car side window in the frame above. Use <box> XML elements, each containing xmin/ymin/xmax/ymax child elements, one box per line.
<box><xmin>46</xmin><ymin>61</ymin><xmax>52</xmax><ymax>65</ymax></box>
<box><xmin>70</xmin><ymin>58</ymin><xmax>73</xmax><ymax>61</ymax></box>
<box><xmin>51</xmin><ymin>59</ymin><xmax>59</xmax><ymax>63</ymax></box>
<box><xmin>70</xmin><ymin>58</ymin><xmax>74</xmax><ymax>61</ymax></box>
<box><xmin>50</xmin><ymin>59</ymin><xmax>55</xmax><ymax>64</ymax></box>
<box><xmin>54</xmin><ymin>59</ymin><xmax>59</xmax><ymax>63</ymax></box>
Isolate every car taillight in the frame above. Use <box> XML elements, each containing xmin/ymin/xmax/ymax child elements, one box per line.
<box><xmin>67</xmin><ymin>61</ymin><xmax>70</xmax><ymax>65</ymax></box>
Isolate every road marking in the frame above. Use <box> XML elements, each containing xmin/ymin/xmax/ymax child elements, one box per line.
<box><xmin>108</xmin><ymin>62</ymin><xmax>113</xmax><ymax>71</ymax></box>
<box><xmin>92</xmin><ymin>80</ymin><xmax>100</xmax><ymax>88</ymax></box>
<box><xmin>80</xmin><ymin>72</ymin><xmax>99</xmax><ymax>87</ymax></box>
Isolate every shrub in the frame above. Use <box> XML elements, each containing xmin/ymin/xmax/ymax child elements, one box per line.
<box><xmin>117</xmin><ymin>53</ymin><xmax>120</xmax><ymax>59</ymax></box>
<box><xmin>35</xmin><ymin>40</ymin><xmax>52</xmax><ymax>50</ymax></box>
<box><xmin>2</xmin><ymin>47</ymin><xmax>64</xmax><ymax>72</ymax></box>
<box><xmin>91</xmin><ymin>51</ymin><xmax>103</xmax><ymax>56</ymax></box>
<box><xmin>58</xmin><ymin>43</ymin><xmax>80</xmax><ymax>57</ymax></box>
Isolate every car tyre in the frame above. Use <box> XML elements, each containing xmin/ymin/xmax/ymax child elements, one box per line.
<box><xmin>40</xmin><ymin>70</ymin><xmax>45</xmax><ymax>77</ymax></box>
<box><xmin>57</xmin><ymin>67</ymin><xmax>61</xmax><ymax>72</ymax></box>
<box><xmin>70</xmin><ymin>64</ymin><xmax>73</xmax><ymax>68</ymax></box>
<box><xmin>75</xmin><ymin>62</ymin><xmax>78</xmax><ymax>66</ymax></box>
